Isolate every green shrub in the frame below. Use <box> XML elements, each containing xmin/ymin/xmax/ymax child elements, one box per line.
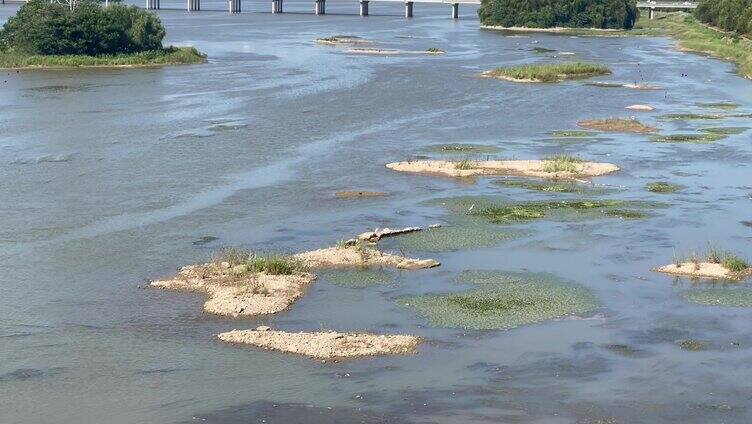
<box><xmin>696</xmin><ymin>0</ymin><xmax>752</xmax><ymax>34</ymax></box>
<box><xmin>479</xmin><ymin>0</ymin><xmax>639</xmax><ymax>29</ymax></box>
<box><xmin>0</xmin><ymin>0</ymin><xmax>165</xmax><ymax>55</ymax></box>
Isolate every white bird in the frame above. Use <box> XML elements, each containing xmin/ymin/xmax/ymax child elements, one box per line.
<box><xmin>468</xmin><ymin>204</ymin><xmax>475</xmax><ymax>212</ymax></box>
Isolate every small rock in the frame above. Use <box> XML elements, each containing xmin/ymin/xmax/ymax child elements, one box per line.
<box><xmin>256</xmin><ymin>326</ymin><xmax>271</xmax><ymax>332</ymax></box>
<box><xmin>428</xmin><ymin>223</ymin><xmax>441</xmax><ymax>229</ymax></box>
<box><xmin>625</xmin><ymin>104</ymin><xmax>655</xmax><ymax>111</ymax></box>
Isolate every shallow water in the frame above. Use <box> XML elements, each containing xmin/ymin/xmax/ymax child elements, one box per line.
<box><xmin>2</xmin><ymin>2</ymin><xmax>752</xmax><ymax>423</ymax></box>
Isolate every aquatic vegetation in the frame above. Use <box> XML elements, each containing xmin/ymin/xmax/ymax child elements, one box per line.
<box><xmin>426</xmin><ymin>47</ymin><xmax>444</xmax><ymax>53</ymax></box>
<box><xmin>578</xmin><ymin>118</ymin><xmax>658</xmax><ymax>133</ymax></box>
<box><xmin>657</xmin><ymin>113</ymin><xmax>724</xmax><ymax>121</ymax></box>
<box><xmin>697</xmin><ymin>102</ymin><xmax>739</xmax><ymax>110</ymax></box>
<box><xmin>496</xmin><ymin>178</ymin><xmax>581</xmax><ymax>193</ymax></box>
<box><xmin>547</xmin><ymin>130</ymin><xmax>598</xmax><ymax>137</ymax></box>
<box><xmin>684</xmin><ymin>289</ymin><xmax>752</xmax><ymax>307</ymax></box>
<box><xmin>532</xmin><ymin>47</ymin><xmax>556</xmax><ymax>53</ymax></box>
<box><xmin>603</xmin><ymin>209</ymin><xmax>646</xmax><ymax>219</ymax></box>
<box><xmin>335</xmin><ymin>190</ymin><xmax>388</xmax><ymax>198</ymax></box>
<box><xmin>398</xmin><ymin>271</ymin><xmax>598</xmax><ymax>330</ymax></box>
<box><xmin>395</xmin><ymin>222</ymin><xmax>522</xmax><ymax>252</ymax></box>
<box><xmin>649</xmin><ymin>133</ymin><xmax>726</xmax><ymax>143</ymax></box>
<box><xmin>542</xmin><ymin>154</ymin><xmax>583</xmax><ymax>173</ymax></box>
<box><xmin>325</xmin><ymin>269</ymin><xmax>395</xmax><ymax>288</ymax></box>
<box><xmin>424</xmin><ymin>144</ymin><xmax>501</xmax><ymax>154</ymax></box>
<box><xmin>601</xmin><ymin>343</ymin><xmax>649</xmax><ymax>357</ymax></box>
<box><xmin>431</xmin><ymin>196</ymin><xmax>656</xmax><ymax>225</ymax></box>
<box><xmin>484</xmin><ymin>62</ymin><xmax>610</xmax><ymax>83</ymax></box>
<box><xmin>699</xmin><ymin>127</ymin><xmax>749</xmax><ymax>135</ymax></box>
<box><xmin>646</xmin><ymin>182</ymin><xmax>680</xmax><ymax>193</ymax></box>
<box><xmin>676</xmin><ymin>339</ymin><xmax>707</xmax><ymax>351</ymax></box>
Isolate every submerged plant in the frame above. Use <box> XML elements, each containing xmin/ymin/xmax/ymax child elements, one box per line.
<box><xmin>547</xmin><ymin>130</ymin><xmax>598</xmax><ymax>137</ymax></box>
<box><xmin>649</xmin><ymin>133</ymin><xmax>726</xmax><ymax>143</ymax></box>
<box><xmin>676</xmin><ymin>339</ymin><xmax>707</xmax><ymax>351</ymax></box>
<box><xmin>604</xmin><ymin>209</ymin><xmax>645</xmax><ymax>219</ymax></box>
<box><xmin>426</xmin><ymin>47</ymin><xmax>444</xmax><ymax>53</ymax></box>
<box><xmin>426</xmin><ymin>143</ymin><xmax>501</xmax><ymax>154</ymax></box>
<box><xmin>646</xmin><ymin>182</ymin><xmax>680</xmax><ymax>193</ymax></box>
<box><xmin>496</xmin><ymin>178</ymin><xmax>581</xmax><ymax>193</ymax></box>
<box><xmin>398</xmin><ymin>271</ymin><xmax>598</xmax><ymax>330</ymax></box>
<box><xmin>684</xmin><ymin>289</ymin><xmax>752</xmax><ymax>307</ymax></box>
<box><xmin>657</xmin><ymin>113</ymin><xmax>724</xmax><ymax>121</ymax></box>
<box><xmin>326</xmin><ymin>269</ymin><xmax>394</xmax><ymax>288</ymax></box>
<box><xmin>396</xmin><ymin>222</ymin><xmax>522</xmax><ymax>252</ymax></box>
<box><xmin>698</xmin><ymin>127</ymin><xmax>749</xmax><ymax>135</ymax></box>
<box><xmin>696</xmin><ymin>102</ymin><xmax>739</xmax><ymax>110</ymax></box>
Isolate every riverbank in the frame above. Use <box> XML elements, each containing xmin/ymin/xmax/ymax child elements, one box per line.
<box><xmin>638</xmin><ymin>12</ymin><xmax>752</xmax><ymax>79</ymax></box>
<box><xmin>0</xmin><ymin>46</ymin><xmax>206</xmax><ymax>70</ymax></box>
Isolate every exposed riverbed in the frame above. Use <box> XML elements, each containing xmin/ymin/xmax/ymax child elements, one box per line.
<box><xmin>2</xmin><ymin>1</ymin><xmax>752</xmax><ymax>423</ymax></box>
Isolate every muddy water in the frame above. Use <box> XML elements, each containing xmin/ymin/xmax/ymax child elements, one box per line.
<box><xmin>2</xmin><ymin>2</ymin><xmax>752</xmax><ymax>423</ymax></box>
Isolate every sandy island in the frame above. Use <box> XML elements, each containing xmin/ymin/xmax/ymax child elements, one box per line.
<box><xmin>385</xmin><ymin>159</ymin><xmax>619</xmax><ymax>180</ymax></box>
<box><xmin>655</xmin><ymin>262</ymin><xmax>750</xmax><ymax>280</ymax></box>
<box><xmin>218</xmin><ymin>327</ymin><xmax>420</xmax><ymax>360</ymax></box>
<box><xmin>481</xmin><ymin>70</ymin><xmax>607</xmax><ymax>84</ymax></box>
<box><xmin>151</xmin><ymin>262</ymin><xmax>317</xmax><ymax>317</ymax></box>
<box><xmin>358</xmin><ymin>227</ymin><xmax>422</xmax><ymax>242</ymax></box>
<box><xmin>294</xmin><ymin>245</ymin><xmax>439</xmax><ymax>270</ymax></box>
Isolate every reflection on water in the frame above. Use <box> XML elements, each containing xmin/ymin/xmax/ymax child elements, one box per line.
<box><xmin>2</xmin><ymin>1</ymin><xmax>752</xmax><ymax>423</ymax></box>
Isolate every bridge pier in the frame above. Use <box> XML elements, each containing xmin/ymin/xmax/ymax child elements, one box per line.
<box><xmin>187</xmin><ymin>0</ymin><xmax>200</xmax><ymax>11</ymax></box>
<box><xmin>229</xmin><ymin>0</ymin><xmax>240</xmax><ymax>13</ymax></box>
<box><xmin>315</xmin><ymin>0</ymin><xmax>325</xmax><ymax>15</ymax></box>
<box><xmin>272</xmin><ymin>0</ymin><xmax>282</xmax><ymax>13</ymax></box>
<box><xmin>360</xmin><ymin>0</ymin><xmax>369</xmax><ymax>16</ymax></box>
<box><xmin>451</xmin><ymin>2</ymin><xmax>458</xmax><ymax>18</ymax></box>
<box><xmin>405</xmin><ymin>1</ymin><xmax>413</xmax><ymax>18</ymax></box>
<box><xmin>146</xmin><ymin>0</ymin><xmax>160</xmax><ymax>10</ymax></box>
<box><xmin>649</xmin><ymin>7</ymin><xmax>655</xmax><ymax>19</ymax></box>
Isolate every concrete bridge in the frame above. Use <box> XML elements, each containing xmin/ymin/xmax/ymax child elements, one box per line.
<box><xmin>0</xmin><ymin>0</ymin><xmax>699</xmax><ymax>20</ymax></box>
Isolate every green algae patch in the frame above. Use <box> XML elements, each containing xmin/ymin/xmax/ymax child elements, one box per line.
<box><xmin>649</xmin><ymin>133</ymin><xmax>726</xmax><ymax>143</ymax></box>
<box><xmin>697</xmin><ymin>102</ymin><xmax>739</xmax><ymax>110</ymax></box>
<box><xmin>430</xmin><ymin>196</ymin><xmax>658</xmax><ymax>225</ymax></box>
<box><xmin>657</xmin><ymin>113</ymin><xmax>724</xmax><ymax>121</ymax></box>
<box><xmin>495</xmin><ymin>178</ymin><xmax>597</xmax><ymax>194</ymax></box>
<box><xmin>683</xmin><ymin>289</ymin><xmax>752</xmax><ymax>307</ymax></box>
<box><xmin>424</xmin><ymin>144</ymin><xmax>502</xmax><ymax>154</ymax></box>
<box><xmin>547</xmin><ymin>130</ymin><xmax>598</xmax><ymax>138</ymax></box>
<box><xmin>603</xmin><ymin>209</ymin><xmax>646</xmax><ymax>219</ymax></box>
<box><xmin>699</xmin><ymin>127</ymin><xmax>750</xmax><ymax>135</ymax></box>
<box><xmin>398</xmin><ymin>271</ymin><xmax>598</xmax><ymax>330</ymax></box>
<box><xmin>578</xmin><ymin>118</ymin><xmax>658</xmax><ymax>134</ymax></box>
<box><xmin>646</xmin><ymin>182</ymin><xmax>681</xmax><ymax>193</ymax></box>
<box><xmin>395</xmin><ymin>223</ymin><xmax>522</xmax><ymax>252</ymax></box>
<box><xmin>325</xmin><ymin>269</ymin><xmax>395</xmax><ymax>288</ymax></box>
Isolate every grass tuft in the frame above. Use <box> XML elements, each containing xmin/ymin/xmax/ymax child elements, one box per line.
<box><xmin>542</xmin><ymin>154</ymin><xmax>583</xmax><ymax>173</ymax></box>
<box><xmin>454</xmin><ymin>159</ymin><xmax>475</xmax><ymax>170</ymax></box>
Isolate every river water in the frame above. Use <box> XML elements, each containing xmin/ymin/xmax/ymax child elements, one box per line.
<box><xmin>2</xmin><ymin>2</ymin><xmax>752</xmax><ymax>423</ymax></box>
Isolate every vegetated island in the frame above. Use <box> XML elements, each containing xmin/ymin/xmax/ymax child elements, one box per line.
<box><xmin>0</xmin><ymin>0</ymin><xmax>205</xmax><ymax>69</ymax></box>
<box><xmin>478</xmin><ymin>0</ymin><xmax>639</xmax><ymax>31</ymax></box>
<box><xmin>385</xmin><ymin>156</ymin><xmax>619</xmax><ymax>180</ymax></box>
<box><xmin>578</xmin><ymin>118</ymin><xmax>658</xmax><ymax>133</ymax></box>
<box><xmin>482</xmin><ymin>62</ymin><xmax>610</xmax><ymax>83</ymax></box>
<box><xmin>218</xmin><ymin>327</ymin><xmax>420</xmax><ymax>361</ymax></box>
<box><xmin>655</xmin><ymin>248</ymin><xmax>751</xmax><ymax>280</ymax></box>
<box><xmin>151</xmin><ymin>239</ymin><xmax>439</xmax><ymax>317</ymax></box>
